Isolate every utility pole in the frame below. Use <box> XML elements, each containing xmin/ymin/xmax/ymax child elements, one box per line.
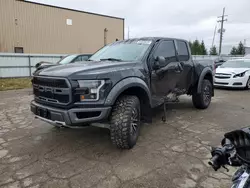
<box><xmin>217</xmin><ymin>7</ymin><xmax>228</xmax><ymax>55</ymax></box>
<box><xmin>211</xmin><ymin>24</ymin><xmax>217</xmax><ymax>48</ymax></box>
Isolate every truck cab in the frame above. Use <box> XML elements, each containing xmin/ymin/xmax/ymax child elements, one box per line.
<box><xmin>31</xmin><ymin>37</ymin><xmax>214</xmax><ymax>149</ymax></box>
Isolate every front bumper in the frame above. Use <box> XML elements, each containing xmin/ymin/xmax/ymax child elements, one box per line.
<box><xmin>214</xmin><ymin>76</ymin><xmax>248</xmax><ymax>88</ymax></box>
<box><xmin>30</xmin><ymin>101</ymin><xmax>111</xmax><ymax>127</ymax></box>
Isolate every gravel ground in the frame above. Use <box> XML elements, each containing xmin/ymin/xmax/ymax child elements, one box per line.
<box><xmin>0</xmin><ymin>88</ymin><xmax>249</xmax><ymax>188</ymax></box>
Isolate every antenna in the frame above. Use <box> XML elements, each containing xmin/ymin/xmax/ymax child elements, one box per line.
<box><xmin>127</xmin><ymin>27</ymin><xmax>130</xmax><ymax>39</ymax></box>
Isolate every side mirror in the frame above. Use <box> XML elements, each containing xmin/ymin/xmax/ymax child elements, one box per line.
<box><xmin>153</xmin><ymin>56</ymin><xmax>165</xmax><ymax>70</ymax></box>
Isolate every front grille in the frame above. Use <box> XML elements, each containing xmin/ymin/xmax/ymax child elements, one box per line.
<box><xmin>33</xmin><ymin>77</ymin><xmax>71</xmax><ymax>105</ymax></box>
<box><xmin>33</xmin><ymin>77</ymin><xmax>68</xmax><ymax>88</ymax></box>
<box><xmin>215</xmin><ymin>73</ymin><xmax>231</xmax><ymax>79</ymax></box>
<box><xmin>215</xmin><ymin>82</ymin><xmax>228</xmax><ymax>85</ymax></box>
<box><xmin>215</xmin><ymin>76</ymin><xmax>231</xmax><ymax>79</ymax></box>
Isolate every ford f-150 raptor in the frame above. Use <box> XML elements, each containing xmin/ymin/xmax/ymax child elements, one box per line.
<box><xmin>31</xmin><ymin>37</ymin><xmax>214</xmax><ymax>149</ymax></box>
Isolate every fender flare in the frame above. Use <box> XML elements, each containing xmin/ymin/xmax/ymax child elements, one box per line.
<box><xmin>104</xmin><ymin>77</ymin><xmax>152</xmax><ymax>107</ymax></box>
<box><xmin>197</xmin><ymin>67</ymin><xmax>214</xmax><ymax>94</ymax></box>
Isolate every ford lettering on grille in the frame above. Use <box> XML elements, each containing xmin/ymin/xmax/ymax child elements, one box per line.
<box><xmin>39</xmin><ymin>86</ymin><xmax>54</xmax><ymax>98</ymax></box>
<box><xmin>33</xmin><ymin>77</ymin><xmax>71</xmax><ymax>105</ymax></box>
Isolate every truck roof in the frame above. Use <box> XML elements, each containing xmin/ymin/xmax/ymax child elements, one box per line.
<box><xmin>121</xmin><ymin>37</ymin><xmax>188</xmax><ymax>43</ymax></box>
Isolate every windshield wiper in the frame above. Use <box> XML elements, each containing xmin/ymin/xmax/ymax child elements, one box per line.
<box><xmin>100</xmin><ymin>58</ymin><xmax>123</xmax><ymax>62</ymax></box>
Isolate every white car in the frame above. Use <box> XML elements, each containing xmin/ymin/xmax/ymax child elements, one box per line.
<box><xmin>214</xmin><ymin>59</ymin><xmax>250</xmax><ymax>89</ymax></box>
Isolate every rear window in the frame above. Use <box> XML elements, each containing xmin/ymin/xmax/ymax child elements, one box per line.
<box><xmin>176</xmin><ymin>41</ymin><xmax>189</xmax><ymax>61</ymax></box>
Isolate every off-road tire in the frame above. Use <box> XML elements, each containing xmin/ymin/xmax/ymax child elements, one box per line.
<box><xmin>192</xmin><ymin>79</ymin><xmax>212</xmax><ymax>109</ymax></box>
<box><xmin>110</xmin><ymin>95</ymin><xmax>141</xmax><ymax>149</ymax></box>
<box><xmin>245</xmin><ymin>77</ymin><xmax>250</xmax><ymax>90</ymax></box>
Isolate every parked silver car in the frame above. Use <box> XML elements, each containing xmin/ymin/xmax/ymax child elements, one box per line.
<box><xmin>34</xmin><ymin>54</ymin><xmax>92</xmax><ymax>74</ymax></box>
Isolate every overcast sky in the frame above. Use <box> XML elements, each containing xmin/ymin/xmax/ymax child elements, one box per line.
<box><xmin>31</xmin><ymin>0</ymin><xmax>250</xmax><ymax>54</ymax></box>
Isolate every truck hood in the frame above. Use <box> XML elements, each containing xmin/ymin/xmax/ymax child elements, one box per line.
<box><xmin>37</xmin><ymin>61</ymin><xmax>140</xmax><ymax>79</ymax></box>
<box><xmin>216</xmin><ymin>67</ymin><xmax>250</xmax><ymax>74</ymax></box>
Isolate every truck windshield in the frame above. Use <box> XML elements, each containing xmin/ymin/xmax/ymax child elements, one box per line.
<box><xmin>221</xmin><ymin>60</ymin><xmax>250</xmax><ymax>68</ymax></box>
<box><xmin>89</xmin><ymin>40</ymin><xmax>152</xmax><ymax>62</ymax></box>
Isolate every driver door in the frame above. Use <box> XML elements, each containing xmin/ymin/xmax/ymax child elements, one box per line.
<box><xmin>150</xmin><ymin>40</ymin><xmax>182</xmax><ymax>97</ymax></box>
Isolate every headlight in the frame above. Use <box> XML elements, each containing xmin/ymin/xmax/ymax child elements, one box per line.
<box><xmin>233</xmin><ymin>72</ymin><xmax>246</xmax><ymax>78</ymax></box>
<box><xmin>77</xmin><ymin>80</ymin><xmax>105</xmax><ymax>101</ymax></box>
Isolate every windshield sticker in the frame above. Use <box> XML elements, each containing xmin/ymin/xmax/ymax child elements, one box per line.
<box><xmin>136</xmin><ymin>40</ymin><xmax>152</xmax><ymax>45</ymax></box>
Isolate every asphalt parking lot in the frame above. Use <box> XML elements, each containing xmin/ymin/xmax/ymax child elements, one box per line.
<box><xmin>0</xmin><ymin>88</ymin><xmax>249</xmax><ymax>188</ymax></box>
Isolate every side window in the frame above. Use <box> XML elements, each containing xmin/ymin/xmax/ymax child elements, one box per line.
<box><xmin>176</xmin><ymin>41</ymin><xmax>189</xmax><ymax>61</ymax></box>
<box><xmin>80</xmin><ymin>55</ymin><xmax>89</xmax><ymax>61</ymax></box>
<box><xmin>73</xmin><ymin>56</ymin><xmax>82</xmax><ymax>62</ymax></box>
<box><xmin>153</xmin><ymin>40</ymin><xmax>177</xmax><ymax>66</ymax></box>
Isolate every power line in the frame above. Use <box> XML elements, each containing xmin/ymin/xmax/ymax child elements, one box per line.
<box><xmin>217</xmin><ymin>7</ymin><xmax>228</xmax><ymax>55</ymax></box>
<box><xmin>211</xmin><ymin>24</ymin><xmax>217</xmax><ymax>47</ymax></box>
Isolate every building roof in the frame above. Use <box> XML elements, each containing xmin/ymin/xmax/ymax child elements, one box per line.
<box><xmin>17</xmin><ymin>0</ymin><xmax>124</xmax><ymax>20</ymax></box>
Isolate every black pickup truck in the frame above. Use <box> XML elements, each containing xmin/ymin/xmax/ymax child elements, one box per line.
<box><xmin>31</xmin><ymin>37</ymin><xmax>214</xmax><ymax>149</ymax></box>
